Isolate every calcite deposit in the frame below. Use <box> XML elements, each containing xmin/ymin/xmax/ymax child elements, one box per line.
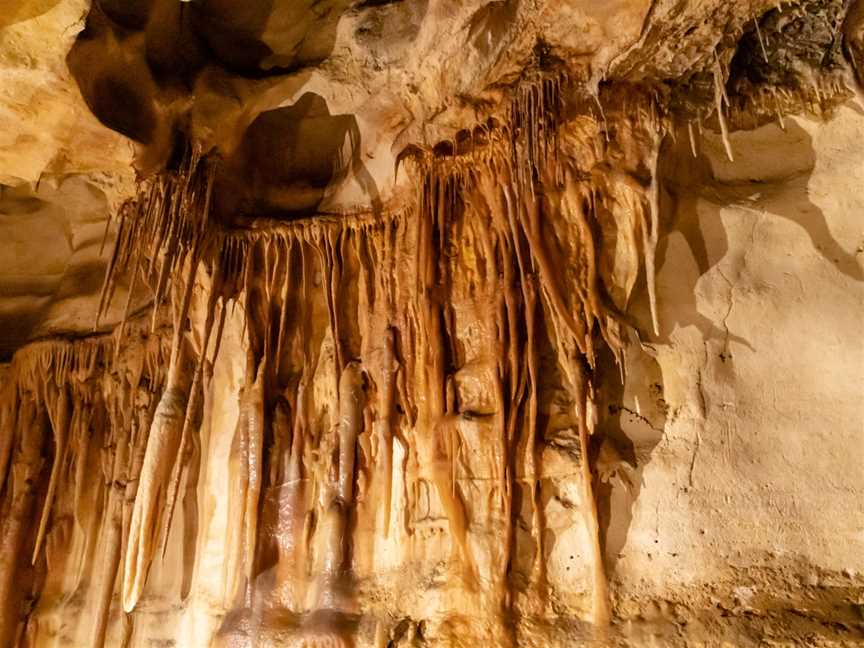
<box><xmin>0</xmin><ymin>1</ymin><xmax>862</xmax><ymax>647</ymax></box>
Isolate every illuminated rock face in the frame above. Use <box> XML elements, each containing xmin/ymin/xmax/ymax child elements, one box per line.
<box><xmin>0</xmin><ymin>1</ymin><xmax>863</xmax><ymax>647</ymax></box>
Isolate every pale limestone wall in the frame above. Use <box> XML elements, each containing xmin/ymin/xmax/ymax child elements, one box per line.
<box><xmin>618</xmin><ymin>103</ymin><xmax>864</xmax><ymax>607</ymax></box>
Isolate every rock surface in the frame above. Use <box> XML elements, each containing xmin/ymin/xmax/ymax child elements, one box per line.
<box><xmin>0</xmin><ymin>1</ymin><xmax>862</xmax><ymax>647</ymax></box>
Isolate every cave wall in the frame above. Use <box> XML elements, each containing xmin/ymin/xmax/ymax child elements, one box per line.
<box><xmin>617</xmin><ymin>102</ymin><xmax>864</xmax><ymax>640</ymax></box>
<box><xmin>1</xmin><ymin>1</ymin><xmax>863</xmax><ymax>647</ymax></box>
<box><xmin>3</xmin><ymin>102</ymin><xmax>860</xmax><ymax>648</ymax></box>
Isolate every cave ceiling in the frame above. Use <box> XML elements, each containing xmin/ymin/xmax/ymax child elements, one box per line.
<box><xmin>0</xmin><ymin>0</ymin><xmax>860</xmax><ymax>359</ymax></box>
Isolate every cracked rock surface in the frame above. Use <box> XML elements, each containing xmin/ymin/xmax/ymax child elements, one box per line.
<box><xmin>0</xmin><ymin>1</ymin><xmax>862</xmax><ymax>646</ymax></box>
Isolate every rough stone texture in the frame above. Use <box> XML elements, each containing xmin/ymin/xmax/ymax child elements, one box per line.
<box><xmin>0</xmin><ymin>0</ymin><xmax>134</xmax><ymax>357</ymax></box>
<box><xmin>0</xmin><ymin>177</ymin><xmax>143</xmax><ymax>357</ymax></box>
<box><xmin>0</xmin><ymin>1</ymin><xmax>863</xmax><ymax>647</ymax></box>
<box><xmin>0</xmin><ymin>0</ymin><xmax>132</xmax><ymax>186</ymax></box>
<box><xmin>617</xmin><ymin>102</ymin><xmax>864</xmax><ymax>644</ymax></box>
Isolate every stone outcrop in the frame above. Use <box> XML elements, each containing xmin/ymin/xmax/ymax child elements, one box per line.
<box><xmin>0</xmin><ymin>1</ymin><xmax>862</xmax><ymax>646</ymax></box>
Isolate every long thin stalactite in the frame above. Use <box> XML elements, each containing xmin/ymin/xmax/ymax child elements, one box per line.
<box><xmin>1</xmin><ymin>72</ymin><xmax>669</xmax><ymax>645</ymax></box>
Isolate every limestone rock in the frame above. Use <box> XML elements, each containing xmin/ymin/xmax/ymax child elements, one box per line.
<box><xmin>0</xmin><ymin>1</ymin><xmax>862</xmax><ymax>647</ymax></box>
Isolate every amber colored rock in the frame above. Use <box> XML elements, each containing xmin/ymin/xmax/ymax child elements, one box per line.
<box><xmin>0</xmin><ymin>1</ymin><xmax>862</xmax><ymax>647</ymax></box>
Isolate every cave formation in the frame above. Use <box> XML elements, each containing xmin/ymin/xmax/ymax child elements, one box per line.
<box><xmin>1</xmin><ymin>1</ymin><xmax>863</xmax><ymax>646</ymax></box>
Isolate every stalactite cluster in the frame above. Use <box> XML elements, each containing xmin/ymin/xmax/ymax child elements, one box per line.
<box><xmin>1</xmin><ymin>74</ymin><xmax>670</xmax><ymax>646</ymax></box>
<box><xmin>0</xmin><ymin>324</ymin><xmax>172</xmax><ymax>647</ymax></box>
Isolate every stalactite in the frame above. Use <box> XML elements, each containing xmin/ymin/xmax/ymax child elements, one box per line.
<box><xmin>369</xmin><ymin>75</ymin><xmax>667</xmax><ymax>628</ymax></box>
<box><xmin>301</xmin><ymin>359</ymin><xmax>366</xmax><ymax>638</ymax></box>
<box><xmin>337</xmin><ymin>362</ymin><xmax>364</xmax><ymax>505</ymax></box>
<box><xmin>688</xmin><ymin>120</ymin><xmax>698</xmax><ymax>157</ymax></box>
<box><xmin>0</xmin><ymin>401</ymin><xmax>44</xmax><ymax>647</ymax></box>
<box><xmin>776</xmin><ymin>100</ymin><xmax>786</xmax><ymax>129</ymax></box>
<box><xmin>642</xmin><ymin>138</ymin><xmax>662</xmax><ymax>337</ymax></box>
<box><xmin>375</xmin><ymin>329</ymin><xmax>397</xmax><ymax>535</ymax></box>
<box><xmin>158</xmin><ymin>259</ymin><xmax>222</xmax><ymax>559</ymax></box>
<box><xmin>754</xmin><ymin>18</ymin><xmax>769</xmax><ymax>63</ymax></box>
<box><xmin>224</xmin><ymin>369</ymin><xmax>251</xmax><ymax>606</ymax></box>
<box><xmin>3</xmin><ymin>63</ymin><xmax>683</xmax><ymax>645</ymax></box>
<box><xmin>270</xmin><ymin>394</ymin><xmax>308</xmax><ymax>601</ymax></box>
<box><xmin>92</xmin><ymin>416</ymin><xmax>130</xmax><ymax>648</ymax></box>
<box><xmin>581</xmin><ymin>389</ymin><xmax>611</xmax><ymax>626</ymax></box>
<box><xmin>70</xmin><ymin>400</ymin><xmax>89</xmax><ymax>536</ymax></box>
<box><xmin>98</xmin><ymin>145</ymin><xmax>214</xmax><ymax>346</ymax></box>
<box><xmin>122</xmin><ymin>368</ymin><xmax>188</xmax><ymax>612</ymax></box>
<box><xmin>415</xmin><ymin>164</ymin><xmax>476</xmax><ymax>581</ymax></box>
<box><xmin>31</xmin><ymin>383</ymin><xmax>69</xmax><ymax>564</ymax></box>
<box><xmin>278</xmin><ymin>383</ymin><xmax>310</xmax><ymax>589</ymax></box>
<box><xmin>244</xmin><ymin>360</ymin><xmax>266</xmax><ymax>583</ymax></box>
<box><xmin>714</xmin><ymin>55</ymin><xmax>735</xmax><ymax>162</ymax></box>
<box><xmin>122</xmin><ymin>393</ymin><xmax>158</xmax><ymax>587</ymax></box>
<box><xmin>0</xmin><ymin>310</ymin><xmax>168</xmax><ymax>644</ymax></box>
<box><xmin>123</xmin><ymin>230</ymin><xmax>205</xmax><ymax>611</ymax></box>
<box><xmin>0</xmin><ymin>405</ymin><xmax>14</xmax><ymax>493</ymax></box>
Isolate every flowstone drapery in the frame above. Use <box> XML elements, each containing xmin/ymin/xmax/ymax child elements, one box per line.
<box><xmin>1</xmin><ymin>76</ymin><xmax>670</xmax><ymax>646</ymax></box>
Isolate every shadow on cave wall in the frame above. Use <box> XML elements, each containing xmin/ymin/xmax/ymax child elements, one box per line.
<box><xmin>592</xmin><ymin>341</ymin><xmax>666</xmax><ymax>577</ymax></box>
<box><xmin>0</xmin><ymin>257</ymin><xmax>115</xmax><ymax>360</ymax></box>
<box><xmin>214</xmin><ymin>92</ymin><xmax>383</xmax><ymax>221</ymax></box>
<box><xmin>653</xmin><ymin>118</ymin><xmax>862</xmax><ymax>355</ymax></box>
<box><xmin>0</xmin><ymin>183</ymin><xmax>117</xmax><ymax>360</ymax></box>
<box><xmin>0</xmin><ymin>184</ymin><xmax>60</xmax><ymax>360</ymax></box>
<box><xmin>594</xmin><ymin>114</ymin><xmax>863</xmax><ymax>577</ymax></box>
<box><xmin>650</xmin><ymin>0</ymin><xmax>862</xmax><ymax>364</ymax></box>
